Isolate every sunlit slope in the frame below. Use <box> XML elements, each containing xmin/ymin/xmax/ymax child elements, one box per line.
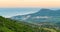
<box><xmin>0</xmin><ymin>16</ymin><xmax>60</xmax><ymax>32</ymax></box>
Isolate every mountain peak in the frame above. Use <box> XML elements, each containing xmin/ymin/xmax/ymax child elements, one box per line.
<box><xmin>38</xmin><ymin>8</ymin><xmax>52</xmax><ymax>12</ymax></box>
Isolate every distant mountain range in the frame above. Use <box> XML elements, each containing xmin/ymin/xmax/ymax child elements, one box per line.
<box><xmin>11</xmin><ymin>8</ymin><xmax>60</xmax><ymax>24</ymax></box>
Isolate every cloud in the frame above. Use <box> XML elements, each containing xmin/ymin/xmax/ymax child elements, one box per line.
<box><xmin>34</xmin><ymin>16</ymin><xmax>50</xmax><ymax>19</ymax></box>
<box><xmin>23</xmin><ymin>15</ymin><xmax>31</xmax><ymax>20</ymax></box>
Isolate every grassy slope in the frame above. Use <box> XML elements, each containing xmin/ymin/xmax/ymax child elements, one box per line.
<box><xmin>0</xmin><ymin>16</ymin><xmax>60</xmax><ymax>32</ymax></box>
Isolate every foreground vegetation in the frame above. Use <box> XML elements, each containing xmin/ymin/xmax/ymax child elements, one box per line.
<box><xmin>0</xmin><ymin>16</ymin><xmax>60</xmax><ymax>32</ymax></box>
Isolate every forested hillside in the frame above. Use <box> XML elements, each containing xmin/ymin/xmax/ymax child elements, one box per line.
<box><xmin>0</xmin><ymin>16</ymin><xmax>60</xmax><ymax>32</ymax></box>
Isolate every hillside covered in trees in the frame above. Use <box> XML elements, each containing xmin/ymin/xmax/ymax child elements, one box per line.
<box><xmin>0</xmin><ymin>16</ymin><xmax>60</xmax><ymax>32</ymax></box>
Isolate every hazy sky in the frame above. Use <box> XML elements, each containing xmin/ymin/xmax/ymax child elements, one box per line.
<box><xmin>0</xmin><ymin>0</ymin><xmax>60</xmax><ymax>17</ymax></box>
<box><xmin>0</xmin><ymin>0</ymin><xmax>60</xmax><ymax>7</ymax></box>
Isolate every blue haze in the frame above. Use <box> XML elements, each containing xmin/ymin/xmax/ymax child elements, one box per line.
<box><xmin>0</xmin><ymin>8</ymin><xmax>40</xmax><ymax>17</ymax></box>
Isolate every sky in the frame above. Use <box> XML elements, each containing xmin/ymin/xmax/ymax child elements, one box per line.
<box><xmin>0</xmin><ymin>0</ymin><xmax>60</xmax><ymax>17</ymax></box>
<box><xmin>0</xmin><ymin>0</ymin><xmax>60</xmax><ymax>7</ymax></box>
